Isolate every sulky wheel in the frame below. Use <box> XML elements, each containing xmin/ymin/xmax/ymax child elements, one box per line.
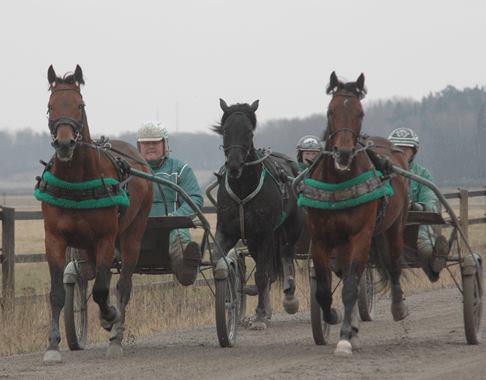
<box><xmin>215</xmin><ymin>268</ymin><xmax>238</xmax><ymax>348</ymax></box>
<box><xmin>309</xmin><ymin>275</ymin><xmax>330</xmax><ymax>345</ymax></box>
<box><xmin>462</xmin><ymin>254</ymin><xmax>483</xmax><ymax>345</ymax></box>
<box><xmin>358</xmin><ymin>266</ymin><xmax>375</xmax><ymax>322</ymax></box>
<box><xmin>64</xmin><ymin>274</ymin><xmax>88</xmax><ymax>350</ymax></box>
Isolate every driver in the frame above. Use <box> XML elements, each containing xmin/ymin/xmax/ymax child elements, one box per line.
<box><xmin>137</xmin><ymin>121</ymin><xmax>204</xmax><ymax>286</ymax></box>
<box><xmin>296</xmin><ymin>135</ymin><xmax>321</xmax><ymax>171</ymax></box>
<box><xmin>388</xmin><ymin>127</ymin><xmax>449</xmax><ymax>282</ymax></box>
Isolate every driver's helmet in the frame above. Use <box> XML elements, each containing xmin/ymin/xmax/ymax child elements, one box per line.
<box><xmin>388</xmin><ymin>128</ymin><xmax>420</xmax><ymax>150</ymax></box>
<box><xmin>137</xmin><ymin>121</ymin><xmax>170</xmax><ymax>156</ymax></box>
<box><xmin>296</xmin><ymin>135</ymin><xmax>321</xmax><ymax>162</ymax></box>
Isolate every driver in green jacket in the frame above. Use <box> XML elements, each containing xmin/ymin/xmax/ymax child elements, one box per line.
<box><xmin>296</xmin><ymin>135</ymin><xmax>321</xmax><ymax>172</ymax></box>
<box><xmin>389</xmin><ymin>127</ymin><xmax>449</xmax><ymax>282</ymax></box>
<box><xmin>137</xmin><ymin>121</ymin><xmax>204</xmax><ymax>286</ymax></box>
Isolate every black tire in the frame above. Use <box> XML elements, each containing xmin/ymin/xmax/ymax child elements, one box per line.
<box><xmin>310</xmin><ymin>276</ymin><xmax>330</xmax><ymax>345</ymax></box>
<box><xmin>358</xmin><ymin>266</ymin><xmax>375</xmax><ymax>322</ymax></box>
<box><xmin>215</xmin><ymin>271</ymin><xmax>238</xmax><ymax>348</ymax></box>
<box><xmin>64</xmin><ymin>277</ymin><xmax>88</xmax><ymax>350</ymax></box>
<box><xmin>463</xmin><ymin>264</ymin><xmax>483</xmax><ymax>345</ymax></box>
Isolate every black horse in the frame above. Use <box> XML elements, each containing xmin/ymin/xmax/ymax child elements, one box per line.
<box><xmin>212</xmin><ymin>99</ymin><xmax>304</xmax><ymax>329</ymax></box>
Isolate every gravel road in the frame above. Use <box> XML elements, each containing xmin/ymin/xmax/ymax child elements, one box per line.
<box><xmin>1</xmin><ymin>286</ymin><xmax>485</xmax><ymax>380</ymax></box>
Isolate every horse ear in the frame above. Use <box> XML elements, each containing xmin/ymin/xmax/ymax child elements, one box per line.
<box><xmin>327</xmin><ymin>71</ymin><xmax>339</xmax><ymax>94</ymax></box>
<box><xmin>250</xmin><ymin>100</ymin><xmax>259</xmax><ymax>112</ymax></box>
<box><xmin>356</xmin><ymin>73</ymin><xmax>365</xmax><ymax>91</ymax></box>
<box><xmin>48</xmin><ymin>65</ymin><xmax>56</xmax><ymax>85</ymax></box>
<box><xmin>219</xmin><ymin>98</ymin><xmax>229</xmax><ymax>112</ymax></box>
<box><xmin>74</xmin><ymin>65</ymin><xmax>85</xmax><ymax>85</ymax></box>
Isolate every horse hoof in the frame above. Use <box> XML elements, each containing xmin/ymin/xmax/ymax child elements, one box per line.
<box><xmin>106</xmin><ymin>343</ymin><xmax>123</xmax><ymax>359</ymax></box>
<box><xmin>283</xmin><ymin>295</ymin><xmax>299</xmax><ymax>315</ymax></box>
<box><xmin>100</xmin><ymin>306</ymin><xmax>121</xmax><ymax>331</ymax></box>
<box><xmin>43</xmin><ymin>350</ymin><xmax>62</xmax><ymax>364</ymax></box>
<box><xmin>392</xmin><ymin>302</ymin><xmax>409</xmax><ymax>321</ymax></box>
<box><xmin>334</xmin><ymin>340</ymin><xmax>353</xmax><ymax>356</ymax></box>
<box><xmin>248</xmin><ymin>320</ymin><xmax>268</xmax><ymax>330</ymax></box>
<box><xmin>350</xmin><ymin>336</ymin><xmax>361</xmax><ymax>351</ymax></box>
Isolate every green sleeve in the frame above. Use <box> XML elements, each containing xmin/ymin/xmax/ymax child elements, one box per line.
<box><xmin>415</xmin><ymin>167</ymin><xmax>439</xmax><ymax>212</ymax></box>
<box><xmin>172</xmin><ymin>164</ymin><xmax>204</xmax><ymax>217</ymax></box>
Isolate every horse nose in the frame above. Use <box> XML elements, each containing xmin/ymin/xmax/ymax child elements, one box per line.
<box><xmin>52</xmin><ymin>138</ymin><xmax>76</xmax><ymax>149</ymax></box>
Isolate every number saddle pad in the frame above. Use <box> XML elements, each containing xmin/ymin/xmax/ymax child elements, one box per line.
<box><xmin>298</xmin><ymin>170</ymin><xmax>394</xmax><ymax>210</ymax></box>
<box><xmin>34</xmin><ymin>170</ymin><xmax>130</xmax><ymax>209</ymax></box>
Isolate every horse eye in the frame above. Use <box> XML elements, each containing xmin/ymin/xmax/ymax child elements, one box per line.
<box><xmin>48</xmin><ymin>105</ymin><xmax>53</xmax><ymax>111</ymax></box>
<box><xmin>78</xmin><ymin>104</ymin><xmax>84</xmax><ymax>110</ymax></box>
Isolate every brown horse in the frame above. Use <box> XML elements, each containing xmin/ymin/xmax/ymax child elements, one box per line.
<box><xmin>41</xmin><ymin>65</ymin><xmax>152</xmax><ymax>363</ymax></box>
<box><xmin>304</xmin><ymin>72</ymin><xmax>409</xmax><ymax>355</ymax></box>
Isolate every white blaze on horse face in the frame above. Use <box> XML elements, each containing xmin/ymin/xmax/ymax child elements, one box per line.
<box><xmin>343</xmin><ymin>98</ymin><xmax>349</xmax><ymax>106</ymax></box>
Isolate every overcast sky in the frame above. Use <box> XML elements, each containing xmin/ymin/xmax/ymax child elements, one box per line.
<box><xmin>0</xmin><ymin>0</ymin><xmax>484</xmax><ymax>136</ymax></box>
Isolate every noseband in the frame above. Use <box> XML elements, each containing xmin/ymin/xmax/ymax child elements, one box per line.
<box><xmin>48</xmin><ymin>88</ymin><xmax>86</xmax><ymax>141</ymax></box>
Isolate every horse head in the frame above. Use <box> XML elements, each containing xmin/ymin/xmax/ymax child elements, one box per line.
<box><xmin>214</xmin><ymin>98</ymin><xmax>259</xmax><ymax>179</ymax></box>
<box><xmin>324</xmin><ymin>71</ymin><xmax>367</xmax><ymax>172</ymax></box>
<box><xmin>47</xmin><ymin>65</ymin><xmax>88</xmax><ymax>162</ymax></box>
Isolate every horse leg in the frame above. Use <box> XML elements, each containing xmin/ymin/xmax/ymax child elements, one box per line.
<box><xmin>93</xmin><ymin>238</ymin><xmax>120</xmax><ymax>333</ymax></box>
<box><xmin>335</xmin><ymin>233</ymin><xmax>369</xmax><ymax>356</ymax></box>
<box><xmin>312</xmin><ymin>239</ymin><xmax>341</xmax><ymax>326</ymax></box>
<box><xmin>107</xmin><ymin>232</ymin><xmax>142</xmax><ymax>357</ymax></box>
<box><xmin>43</xmin><ymin>235</ymin><xmax>66</xmax><ymax>364</ymax></box>
<box><xmin>214</xmin><ymin>228</ymin><xmax>238</xmax><ymax>262</ymax></box>
<box><xmin>387</xmin><ymin>220</ymin><xmax>408</xmax><ymax>321</ymax></box>
<box><xmin>281</xmin><ymin>242</ymin><xmax>299</xmax><ymax>314</ymax></box>
<box><xmin>248</xmin><ymin>237</ymin><xmax>273</xmax><ymax>330</ymax></box>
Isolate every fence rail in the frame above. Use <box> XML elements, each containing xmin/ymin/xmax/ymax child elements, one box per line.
<box><xmin>1</xmin><ymin>189</ymin><xmax>485</xmax><ymax>308</ymax></box>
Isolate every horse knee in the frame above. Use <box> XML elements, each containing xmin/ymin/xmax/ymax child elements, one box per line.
<box><xmin>254</xmin><ymin>271</ymin><xmax>269</xmax><ymax>286</ymax></box>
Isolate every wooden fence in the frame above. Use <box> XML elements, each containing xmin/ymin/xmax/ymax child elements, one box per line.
<box><xmin>1</xmin><ymin>190</ymin><xmax>486</xmax><ymax>308</ymax></box>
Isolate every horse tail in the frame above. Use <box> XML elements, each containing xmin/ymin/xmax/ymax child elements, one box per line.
<box><xmin>368</xmin><ymin>234</ymin><xmax>392</xmax><ymax>293</ymax></box>
<box><xmin>270</xmin><ymin>232</ymin><xmax>285</xmax><ymax>284</ymax></box>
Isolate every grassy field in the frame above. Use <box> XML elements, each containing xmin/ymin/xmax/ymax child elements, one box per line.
<box><xmin>0</xmin><ymin>194</ymin><xmax>485</xmax><ymax>356</ymax></box>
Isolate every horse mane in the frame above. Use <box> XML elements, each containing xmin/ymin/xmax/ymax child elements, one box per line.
<box><xmin>325</xmin><ymin>78</ymin><xmax>367</xmax><ymax>100</ymax></box>
<box><xmin>48</xmin><ymin>72</ymin><xmax>85</xmax><ymax>90</ymax></box>
<box><xmin>212</xmin><ymin>103</ymin><xmax>257</xmax><ymax>135</ymax></box>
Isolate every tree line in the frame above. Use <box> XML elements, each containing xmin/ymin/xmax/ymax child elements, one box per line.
<box><xmin>1</xmin><ymin>84</ymin><xmax>486</xmax><ymax>190</ymax></box>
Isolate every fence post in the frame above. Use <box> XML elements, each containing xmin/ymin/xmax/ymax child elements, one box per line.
<box><xmin>459</xmin><ymin>188</ymin><xmax>469</xmax><ymax>253</ymax></box>
<box><xmin>1</xmin><ymin>206</ymin><xmax>15</xmax><ymax>311</ymax></box>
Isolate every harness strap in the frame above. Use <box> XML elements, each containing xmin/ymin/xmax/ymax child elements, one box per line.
<box><xmin>224</xmin><ymin>167</ymin><xmax>267</xmax><ymax>243</ymax></box>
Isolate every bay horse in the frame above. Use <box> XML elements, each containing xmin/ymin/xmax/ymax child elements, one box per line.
<box><xmin>40</xmin><ymin>65</ymin><xmax>152</xmax><ymax>363</ymax></box>
<box><xmin>303</xmin><ymin>72</ymin><xmax>409</xmax><ymax>354</ymax></box>
<box><xmin>213</xmin><ymin>99</ymin><xmax>304</xmax><ymax>329</ymax></box>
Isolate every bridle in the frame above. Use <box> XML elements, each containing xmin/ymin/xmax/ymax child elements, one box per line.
<box><xmin>47</xmin><ymin>88</ymin><xmax>86</xmax><ymax>142</ymax></box>
<box><xmin>221</xmin><ymin>111</ymin><xmax>265</xmax><ymax>167</ymax></box>
<box><xmin>319</xmin><ymin>90</ymin><xmax>373</xmax><ymax>170</ymax></box>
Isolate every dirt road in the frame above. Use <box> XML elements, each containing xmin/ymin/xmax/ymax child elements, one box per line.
<box><xmin>1</xmin><ymin>286</ymin><xmax>484</xmax><ymax>380</ymax></box>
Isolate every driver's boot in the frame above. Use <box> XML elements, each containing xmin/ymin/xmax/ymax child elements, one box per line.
<box><xmin>430</xmin><ymin>235</ymin><xmax>449</xmax><ymax>273</ymax></box>
<box><xmin>169</xmin><ymin>235</ymin><xmax>200</xmax><ymax>286</ymax></box>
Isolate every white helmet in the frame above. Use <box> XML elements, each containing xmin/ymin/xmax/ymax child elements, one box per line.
<box><xmin>296</xmin><ymin>135</ymin><xmax>321</xmax><ymax>152</ymax></box>
<box><xmin>388</xmin><ymin>128</ymin><xmax>420</xmax><ymax>150</ymax></box>
<box><xmin>137</xmin><ymin>121</ymin><xmax>169</xmax><ymax>156</ymax></box>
